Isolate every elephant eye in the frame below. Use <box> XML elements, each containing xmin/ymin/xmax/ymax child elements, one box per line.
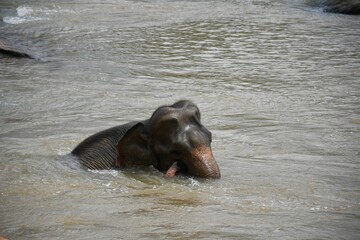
<box><xmin>190</xmin><ymin>115</ymin><xmax>201</xmax><ymax>124</ymax></box>
<box><xmin>199</xmin><ymin>125</ymin><xmax>212</xmax><ymax>143</ymax></box>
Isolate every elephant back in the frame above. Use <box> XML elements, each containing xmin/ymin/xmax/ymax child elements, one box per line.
<box><xmin>72</xmin><ymin>122</ymin><xmax>138</xmax><ymax>170</ymax></box>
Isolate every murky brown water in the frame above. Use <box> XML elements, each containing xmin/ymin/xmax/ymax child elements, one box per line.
<box><xmin>1</xmin><ymin>0</ymin><xmax>359</xmax><ymax>239</ymax></box>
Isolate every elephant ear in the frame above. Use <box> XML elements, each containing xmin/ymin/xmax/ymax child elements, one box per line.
<box><xmin>115</xmin><ymin>122</ymin><xmax>156</xmax><ymax>168</ymax></box>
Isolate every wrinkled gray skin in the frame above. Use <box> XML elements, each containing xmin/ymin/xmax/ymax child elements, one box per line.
<box><xmin>321</xmin><ymin>0</ymin><xmax>360</xmax><ymax>14</ymax></box>
<box><xmin>0</xmin><ymin>38</ymin><xmax>34</xmax><ymax>58</ymax></box>
<box><xmin>71</xmin><ymin>100</ymin><xmax>221</xmax><ymax>179</ymax></box>
<box><xmin>72</xmin><ymin>122</ymin><xmax>138</xmax><ymax>169</ymax></box>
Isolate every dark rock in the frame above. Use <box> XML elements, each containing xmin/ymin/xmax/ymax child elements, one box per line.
<box><xmin>322</xmin><ymin>0</ymin><xmax>360</xmax><ymax>14</ymax></box>
<box><xmin>0</xmin><ymin>38</ymin><xmax>34</xmax><ymax>58</ymax></box>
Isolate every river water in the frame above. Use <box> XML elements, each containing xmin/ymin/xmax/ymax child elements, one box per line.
<box><xmin>0</xmin><ymin>0</ymin><xmax>359</xmax><ymax>239</ymax></box>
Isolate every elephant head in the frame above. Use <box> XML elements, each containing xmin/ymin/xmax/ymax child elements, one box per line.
<box><xmin>115</xmin><ymin>100</ymin><xmax>221</xmax><ymax>179</ymax></box>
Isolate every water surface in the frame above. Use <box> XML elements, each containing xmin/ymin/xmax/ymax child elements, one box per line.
<box><xmin>1</xmin><ymin>0</ymin><xmax>359</xmax><ymax>239</ymax></box>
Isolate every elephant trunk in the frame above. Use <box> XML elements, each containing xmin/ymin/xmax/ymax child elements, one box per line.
<box><xmin>185</xmin><ymin>145</ymin><xmax>221</xmax><ymax>179</ymax></box>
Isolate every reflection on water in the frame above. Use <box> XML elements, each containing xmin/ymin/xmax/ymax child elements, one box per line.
<box><xmin>1</xmin><ymin>0</ymin><xmax>359</xmax><ymax>239</ymax></box>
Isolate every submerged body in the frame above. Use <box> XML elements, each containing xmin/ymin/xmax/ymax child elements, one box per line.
<box><xmin>71</xmin><ymin>100</ymin><xmax>221</xmax><ymax>179</ymax></box>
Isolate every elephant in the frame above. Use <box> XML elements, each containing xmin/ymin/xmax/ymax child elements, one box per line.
<box><xmin>71</xmin><ymin>100</ymin><xmax>221</xmax><ymax>179</ymax></box>
<box><xmin>321</xmin><ymin>0</ymin><xmax>360</xmax><ymax>14</ymax></box>
<box><xmin>0</xmin><ymin>38</ymin><xmax>34</xmax><ymax>58</ymax></box>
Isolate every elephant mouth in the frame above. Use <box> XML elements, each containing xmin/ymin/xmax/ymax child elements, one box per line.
<box><xmin>163</xmin><ymin>146</ymin><xmax>220</xmax><ymax>179</ymax></box>
<box><xmin>165</xmin><ymin>161</ymin><xmax>188</xmax><ymax>177</ymax></box>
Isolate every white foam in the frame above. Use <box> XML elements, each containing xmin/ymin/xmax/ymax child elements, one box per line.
<box><xmin>3</xmin><ymin>16</ymin><xmax>27</xmax><ymax>24</ymax></box>
<box><xmin>3</xmin><ymin>6</ymin><xmax>42</xmax><ymax>24</ymax></box>
<box><xmin>189</xmin><ymin>178</ymin><xmax>200</xmax><ymax>187</ymax></box>
<box><xmin>89</xmin><ymin>169</ymin><xmax>119</xmax><ymax>177</ymax></box>
<box><xmin>3</xmin><ymin>5</ymin><xmax>73</xmax><ymax>25</ymax></box>
<box><xmin>17</xmin><ymin>5</ymin><xmax>33</xmax><ymax>17</ymax></box>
